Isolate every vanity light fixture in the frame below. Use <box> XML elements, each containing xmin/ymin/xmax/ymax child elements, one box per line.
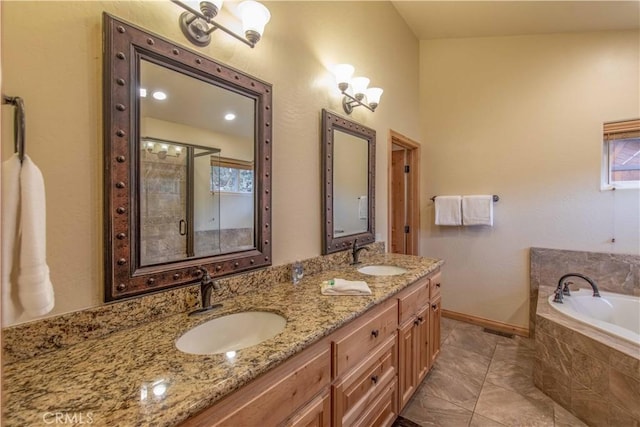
<box><xmin>333</xmin><ymin>63</ymin><xmax>383</xmax><ymax>114</ymax></box>
<box><xmin>172</xmin><ymin>0</ymin><xmax>271</xmax><ymax>48</ymax></box>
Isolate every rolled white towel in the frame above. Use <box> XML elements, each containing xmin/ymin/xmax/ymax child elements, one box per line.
<box><xmin>17</xmin><ymin>156</ymin><xmax>55</xmax><ymax>316</ymax></box>
<box><xmin>2</xmin><ymin>154</ymin><xmax>22</xmax><ymax>324</ymax></box>
<box><xmin>321</xmin><ymin>278</ymin><xmax>372</xmax><ymax>296</ymax></box>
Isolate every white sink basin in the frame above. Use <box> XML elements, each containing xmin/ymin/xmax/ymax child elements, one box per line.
<box><xmin>357</xmin><ymin>265</ymin><xmax>408</xmax><ymax>276</ymax></box>
<box><xmin>176</xmin><ymin>311</ymin><xmax>286</xmax><ymax>355</ymax></box>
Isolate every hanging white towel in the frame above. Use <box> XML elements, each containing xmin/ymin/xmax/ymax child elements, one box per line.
<box><xmin>462</xmin><ymin>195</ymin><xmax>494</xmax><ymax>226</ymax></box>
<box><xmin>2</xmin><ymin>154</ymin><xmax>22</xmax><ymax>324</ymax></box>
<box><xmin>321</xmin><ymin>278</ymin><xmax>372</xmax><ymax>295</ymax></box>
<box><xmin>434</xmin><ymin>196</ymin><xmax>462</xmax><ymax>226</ymax></box>
<box><xmin>17</xmin><ymin>156</ymin><xmax>55</xmax><ymax>316</ymax></box>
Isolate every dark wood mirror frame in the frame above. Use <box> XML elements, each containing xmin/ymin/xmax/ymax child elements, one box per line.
<box><xmin>103</xmin><ymin>13</ymin><xmax>272</xmax><ymax>301</ymax></box>
<box><xmin>321</xmin><ymin>109</ymin><xmax>376</xmax><ymax>254</ymax></box>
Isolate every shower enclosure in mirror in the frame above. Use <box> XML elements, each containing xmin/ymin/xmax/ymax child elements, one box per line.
<box><xmin>321</xmin><ymin>110</ymin><xmax>375</xmax><ymax>254</ymax></box>
<box><xmin>104</xmin><ymin>14</ymin><xmax>272</xmax><ymax>300</ymax></box>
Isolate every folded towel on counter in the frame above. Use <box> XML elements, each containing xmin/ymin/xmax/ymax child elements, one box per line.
<box><xmin>462</xmin><ymin>195</ymin><xmax>493</xmax><ymax>226</ymax></box>
<box><xmin>321</xmin><ymin>278</ymin><xmax>372</xmax><ymax>295</ymax></box>
<box><xmin>434</xmin><ymin>195</ymin><xmax>462</xmax><ymax>226</ymax></box>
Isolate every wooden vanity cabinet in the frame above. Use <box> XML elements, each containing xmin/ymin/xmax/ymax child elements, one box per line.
<box><xmin>181</xmin><ymin>337</ymin><xmax>331</xmax><ymax>427</ymax></box>
<box><xmin>429</xmin><ymin>272</ymin><xmax>442</xmax><ymax>365</ymax></box>
<box><xmin>331</xmin><ymin>298</ymin><xmax>398</xmax><ymax>427</ymax></box>
<box><xmin>396</xmin><ymin>275</ymin><xmax>431</xmax><ymax>410</ymax></box>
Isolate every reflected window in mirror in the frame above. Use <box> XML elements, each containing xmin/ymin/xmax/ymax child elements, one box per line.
<box><xmin>103</xmin><ymin>14</ymin><xmax>272</xmax><ymax>301</ymax></box>
<box><xmin>321</xmin><ymin>110</ymin><xmax>375</xmax><ymax>254</ymax></box>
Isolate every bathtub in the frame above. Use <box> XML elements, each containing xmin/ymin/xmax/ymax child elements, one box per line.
<box><xmin>547</xmin><ymin>288</ymin><xmax>640</xmax><ymax>345</ymax></box>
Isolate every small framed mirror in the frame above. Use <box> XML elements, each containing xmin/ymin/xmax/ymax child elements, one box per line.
<box><xmin>103</xmin><ymin>14</ymin><xmax>272</xmax><ymax>300</ymax></box>
<box><xmin>321</xmin><ymin>109</ymin><xmax>375</xmax><ymax>254</ymax></box>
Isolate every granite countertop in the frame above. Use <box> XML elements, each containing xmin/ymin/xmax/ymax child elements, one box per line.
<box><xmin>3</xmin><ymin>254</ymin><xmax>443</xmax><ymax>427</ymax></box>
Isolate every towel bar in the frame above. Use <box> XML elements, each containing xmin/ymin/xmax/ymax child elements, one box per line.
<box><xmin>2</xmin><ymin>95</ymin><xmax>26</xmax><ymax>163</ymax></box>
<box><xmin>430</xmin><ymin>195</ymin><xmax>499</xmax><ymax>202</ymax></box>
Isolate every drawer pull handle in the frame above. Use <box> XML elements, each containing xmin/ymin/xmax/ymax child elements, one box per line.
<box><xmin>418</xmin><ymin>316</ymin><xmax>424</xmax><ymax>323</ymax></box>
<box><xmin>371</xmin><ymin>329</ymin><xmax>379</xmax><ymax>338</ymax></box>
<box><xmin>432</xmin><ymin>304</ymin><xmax>438</xmax><ymax>311</ymax></box>
<box><xmin>371</xmin><ymin>375</ymin><xmax>379</xmax><ymax>384</ymax></box>
<box><xmin>414</xmin><ymin>319</ymin><xmax>420</xmax><ymax>326</ymax></box>
<box><xmin>436</xmin><ymin>283</ymin><xmax>441</xmax><ymax>288</ymax></box>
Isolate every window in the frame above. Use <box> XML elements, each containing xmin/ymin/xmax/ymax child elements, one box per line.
<box><xmin>211</xmin><ymin>157</ymin><xmax>254</xmax><ymax>193</ymax></box>
<box><xmin>603</xmin><ymin>119</ymin><xmax>640</xmax><ymax>189</ymax></box>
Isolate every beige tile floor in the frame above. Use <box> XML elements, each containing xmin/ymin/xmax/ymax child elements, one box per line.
<box><xmin>399</xmin><ymin>318</ymin><xmax>588</xmax><ymax>427</ymax></box>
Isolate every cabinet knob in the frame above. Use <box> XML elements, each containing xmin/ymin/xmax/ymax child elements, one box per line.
<box><xmin>414</xmin><ymin>319</ymin><xmax>420</xmax><ymax>326</ymax></box>
<box><xmin>436</xmin><ymin>283</ymin><xmax>441</xmax><ymax>288</ymax></box>
<box><xmin>418</xmin><ymin>316</ymin><xmax>424</xmax><ymax>323</ymax></box>
<box><xmin>371</xmin><ymin>329</ymin><xmax>379</xmax><ymax>338</ymax></box>
<box><xmin>432</xmin><ymin>304</ymin><xmax>438</xmax><ymax>311</ymax></box>
<box><xmin>371</xmin><ymin>375</ymin><xmax>378</xmax><ymax>384</ymax></box>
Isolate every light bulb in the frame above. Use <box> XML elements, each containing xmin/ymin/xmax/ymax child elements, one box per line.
<box><xmin>350</xmin><ymin>77</ymin><xmax>370</xmax><ymax>100</ymax></box>
<box><xmin>333</xmin><ymin>64</ymin><xmax>354</xmax><ymax>92</ymax></box>
<box><xmin>238</xmin><ymin>1</ymin><xmax>271</xmax><ymax>44</ymax></box>
<box><xmin>366</xmin><ymin>87</ymin><xmax>383</xmax><ymax>109</ymax></box>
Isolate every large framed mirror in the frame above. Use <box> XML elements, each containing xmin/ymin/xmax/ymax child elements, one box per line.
<box><xmin>103</xmin><ymin>14</ymin><xmax>272</xmax><ymax>300</ymax></box>
<box><xmin>321</xmin><ymin>110</ymin><xmax>375</xmax><ymax>254</ymax></box>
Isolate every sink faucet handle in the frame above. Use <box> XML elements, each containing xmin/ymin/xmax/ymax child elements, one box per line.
<box><xmin>562</xmin><ymin>281</ymin><xmax>572</xmax><ymax>296</ymax></box>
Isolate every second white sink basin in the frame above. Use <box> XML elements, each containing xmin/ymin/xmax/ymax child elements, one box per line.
<box><xmin>358</xmin><ymin>265</ymin><xmax>408</xmax><ymax>276</ymax></box>
<box><xmin>176</xmin><ymin>311</ymin><xmax>286</xmax><ymax>355</ymax></box>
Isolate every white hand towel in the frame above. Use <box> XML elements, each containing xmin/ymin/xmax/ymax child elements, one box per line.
<box><xmin>2</xmin><ymin>154</ymin><xmax>23</xmax><ymax>324</ymax></box>
<box><xmin>321</xmin><ymin>278</ymin><xmax>372</xmax><ymax>295</ymax></box>
<box><xmin>462</xmin><ymin>195</ymin><xmax>494</xmax><ymax>226</ymax></box>
<box><xmin>434</xmin><ymin>196</ymin><xmax>462</xmax><ymax>226</ymax></box>
<box><xmin>17</xmin><ymin>156</ymin><xmax>55</xmax><ymax>316</ymax></box>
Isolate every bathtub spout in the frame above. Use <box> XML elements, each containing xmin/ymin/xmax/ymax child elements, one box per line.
<box><xmin>556</xmin><ymin>273</ymin><xmax>601</xmax><ymax>300</ymax></box>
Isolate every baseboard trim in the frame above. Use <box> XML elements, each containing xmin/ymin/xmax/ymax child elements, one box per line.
<box><xmin>442</xmin><ymin>309</ymin><xmax>530</xmax><ymax>338</ymax></box>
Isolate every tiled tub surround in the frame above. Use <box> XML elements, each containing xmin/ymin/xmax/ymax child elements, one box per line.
<box><xmin>2</xmin><ymin>250</ymin><xmax>443</xmax><ymax>426</ymax></box>
<box><xmin>530</xmin><ymin>247</ymin><xmax>640</xmax><ymax>335</ymax></box>
<box><xmin>534</xmin><ymin>285</ymin><xmax>640</xmax><ymax>426</ymax></box>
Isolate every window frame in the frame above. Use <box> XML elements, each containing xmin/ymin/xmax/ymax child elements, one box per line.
<box><xmin>602</xmin><ymin>119</ymin><xmax>640</xmax><ymax>191</ymax></box>
<box><xmin>210</xmin><ymin>156</ymin><xmax>255</xmax><ymax>194</ymax></box>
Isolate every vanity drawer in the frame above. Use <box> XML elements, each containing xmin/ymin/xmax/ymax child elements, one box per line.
<box><xmin>397</xmin><ymin>276</ymin><xmax>430</xmax><ymax>324</ymax></box>
<box><xmin>430</xmin><ymin>271</ymin><xmax>442</xmax><ymax>299</ymax></box>
<box><xmin>333</xmin><ymin>335</ymin><xmax>396</xmax><ymax>427</ymax></box>
<box><xmin>332</xmin><ymin>299</ymin><xmax>398</xmax><ymax>378</ymax></box>
<box><xmin>352</xmin><ymin>377</ymin><xmax>397</xmax><ymax>427</ymax></box>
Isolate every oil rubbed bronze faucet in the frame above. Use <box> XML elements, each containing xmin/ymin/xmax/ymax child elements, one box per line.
<box><xmin>189</xmin><ymin>267</ymin><xmax>223</xmax><ymax>316</ymax></box>
<box><xmin>351</xmin><ymin>238</ymin><xmax>369</xmax><ymax>265</ymax></box>
<box><xmin>553</xmin><ymin>273</ymin><xmax>601</xmax><ymax>303</ymax></box>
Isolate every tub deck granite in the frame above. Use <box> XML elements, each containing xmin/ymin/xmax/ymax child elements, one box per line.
<box><xmin>3</xmin><ymin>254</ymin><xmax>443</xmax><ymax>427</ymax></box>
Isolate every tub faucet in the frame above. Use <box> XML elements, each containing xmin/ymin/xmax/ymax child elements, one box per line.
<box><xmin>189</xmin><ymin>267</ymin><xmax>222</xmax><ymax>316</ymax></box>
<box><xmin>554</xmin><ymin>273</ymin><xmax>601</xmax><ymax>304</ymax></box>
<box><xmin>351</xmin><ymin>238</ymin><xmax>369</xmax><ymax>265</ymax></box>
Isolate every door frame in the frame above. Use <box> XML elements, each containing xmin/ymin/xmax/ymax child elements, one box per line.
<box><xmin>387</xmin><ymin>130</ymin><xmax>420</xmax><ymax>255</ymax></box>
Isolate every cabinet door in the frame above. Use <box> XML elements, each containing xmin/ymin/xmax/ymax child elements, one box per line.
<box><xmin>429</xmin><ymin>296</ymin><xmax>442</xmax><ymax>366</ymax></box>
<box><xmin>397</xmin><ymin>319</ymin><xmax>416</xmax><ymax>410</ymax></box>
<box><xmin>285</xmin><ymin>389</ymin><xmax>331</xmax><ymax>427</ymax></box>
<box><xmin>416</xmin><ymin>305</ymin><xmax>430</xmax><ymax>382</ymax></box>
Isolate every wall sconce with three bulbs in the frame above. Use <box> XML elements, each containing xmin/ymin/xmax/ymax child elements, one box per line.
<box><xmin>171</xmin><ymin>0</ymin><xmax>271</xmax><ymax>48</ymax></box>
<box><xmin>333</xmin><ymin>64</ymin><xmax>383</xmax><ymax>114</ymax></box>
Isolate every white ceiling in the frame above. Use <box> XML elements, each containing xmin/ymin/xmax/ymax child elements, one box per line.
<box><xmin>391</xmin><ymin>1</ymin><xmax>640</xmax><ymax>40</ymax></box>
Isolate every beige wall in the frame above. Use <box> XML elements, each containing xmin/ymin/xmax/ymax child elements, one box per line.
<box><xmin>419</xmin><ymin>31</ymin><xmax>640</xmax><ymax>329</ymax></box>
<box><xmin>0</xmin><ymin>1</ymin><xmax>419</xmax><ymax>324</ymax></box>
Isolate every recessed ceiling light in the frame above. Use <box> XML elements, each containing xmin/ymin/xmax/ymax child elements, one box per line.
<box><xmin>224</xmin><ymin>113</ymin><xmax>236</xmax><ymax>121</ymax></box>
<box><xmin>153</xmin><ymin>91</ymin><xmax>167</xmax><ymax>100</ymax></box>
<box><xmin>140</xmin><ymin>88</ymin><xmax>147</xmax><ymax>98</ymax></box>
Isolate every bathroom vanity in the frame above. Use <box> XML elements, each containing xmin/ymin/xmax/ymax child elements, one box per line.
<box><xmin>2</xmin><ymin>253</ymin><xmax>442</xmax><ymax>426</ymax></box>
<box><xmin>180</xmin><ymin>265</ymin><xmax>443</xmax><ymax>427</ymax></box>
